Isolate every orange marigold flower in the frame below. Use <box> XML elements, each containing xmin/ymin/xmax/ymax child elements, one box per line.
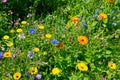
<box><xmin>77</xmin><ymin>36</ymin><xmax>88</xmax><ymax>45</ymax></box>
<box><xmin>107</xmin><ymin>0</ymin><xmax>116</xmax><ymax>3</ymax></box>
<box><xmin>57</xmin><ymin>43</ymin><xmax>63</xmax><ymax>49</ymax></box>
<box><xmin>71</xmin><ymin>16</ymin><xmax>79</xmax><ymax>24</ymax></box>
<box><xmin>98</xmin><ymin>13</ymin><xmax>107</xmax><ymax>20</ymax></box>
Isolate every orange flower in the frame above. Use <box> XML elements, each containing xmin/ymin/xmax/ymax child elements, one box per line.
<box><xmin>57</xmin><ymin>43</ymin><xmax>63</xmax><ymax>49</ymax></box>
<box><xmin>71</xmin><ymin>16</ymin><xmax>79</xmax><ymax>24</ymax></box>
<box><xmin>107</xmin><ymin>0</ymin><xmax>116</xmax><ymax>3</ymax></box>
<box><xmin>77</xmin><ymin>36</ymin><xmax>88</xmax><ymax>45</ymax></box>
<box><xmin>98</xmin><ymin>13</ymin><xmax>107</xmax><ymax>20</ymax></box>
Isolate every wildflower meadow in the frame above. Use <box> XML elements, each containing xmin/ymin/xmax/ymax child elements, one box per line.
<box><xmin>0</xmin><ymin>0</ymin><xmax>120</xmax><ymax>80</ymax></box>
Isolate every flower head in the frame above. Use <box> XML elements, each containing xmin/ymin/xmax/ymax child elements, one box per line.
<box><xmin>45</xmin><ymin>34</ymin><xmax>52</xmax><ymax>38</ymax></box>
<box><xmin>6</xmin><ymin>42</ymin><xmax>14</xmax><ymax>47</ymax></box>
<box><xmin>18</xmin><ymin>33</ymin><xmax>25</xmax><ymax>39</ymax></box>
<box><xmin>13</xmin><ymin>72</ymin><xmax>21</xmax><ymax>80</ymax></box>
<box><xmin>10</xmin><ymin>29</ymin><xmax>15</xmax><ymax>33</ymax></box>
<box><xmin>29</xmin><ymin>28</ymin><xmax>36</xmax><ymax>34</ymax></box>
<box><xmin>21</xmin><ymin>21</ymin><xmax>27</xmax><ymax>25</ymax></box>
<box><xmin>3</xmin><ymin>35</ymin><xmax>9</xmax><ymax>40</ymax></box>
<box><xmin>36</xmin><ymin>74</ymin><xmax>42</xmax><ymax>79</ymax></box>
<box><xmin>77</xmin><ymin>36</ymin><xmax>88</xmax><ymax>45</ymax></box>
<box><xmin>77</xmin><ymin>62</ymin><xmax>88</xmax><ymax>71</ymax></box>
<box><xmin>51</xmin><ymin>39</ymin><xmax>59</xmax><ymax>44</ymax></box>
<box><xmin>16</xmin><ymin>28</ymin><xmax>23</xmax><ymax>33</ymax></box>
<box><xmin>71</xmin><ymin>16</ymin><xmax>79</xmax><ymax>24</ymax></box>
<box><xmin>52</xmin><ymin>67</ymin><xmax>60</xmax><ymax>75</ymax></box>
<box><xmin>43</xmin><ymin>51</ymin><xmax>47</xmax><ymax>55</ymax></box>
<box><xmin>29</xmin><ymin>67</ymin><xmax>38</xmax><ymax>75</ymax></box>
<box><xmin>57</xmin><ymin>43</ymin><xmax>63</xmax><ymax>49</ymax></box>
<box><xmin>33</xmin><ymin>48</ymin><xmax>40</xmax><ymax>52</ymax></box>
<box><xmin>28</xmin><ymin>51</ymin><xmax>34</xmax><ymax>59</ymax></box>
<box><xmin>2</xmin><ymin>0</ymin><xmax>7</xmax><ymax>3</ymax></box>
<box><xmin>98</xmin><ymin>13</ymin><xmax>107</xmax><ymax>20</ymax></box>
<box><xmin>39</xmin><ymin>25</ymin><xmax>44</xmax><ymax>30</ymax></box>
<box><xmin>3</xmin><ymin>52</ymin><xmax>11</xmax><ymax>58</ymax></box>
<box><xmin>108</xmin><ymin>62</ymin><xmax>116</xmax><ymax>69</ymax></box>
<box><xmin>107</xmin><ymin>0</ymin><xmax>116</xmax><ymax>3</ymax></box>
<box><xmin>0</xmin><ymin>52</ymin><xmax>3</xmax><ymax>58</ymax></box>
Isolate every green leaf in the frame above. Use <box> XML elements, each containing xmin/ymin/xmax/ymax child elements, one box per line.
<box><xmin>106</xmin><ymin>50</ymin><xmax>112</xmax><ymax>54</ymax></box>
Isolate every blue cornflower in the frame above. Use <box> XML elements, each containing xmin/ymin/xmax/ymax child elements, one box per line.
<box><xmin>51</xmin><ymin>39</ymin><xmax>59</xmax><ymax>44</ymax></box>
<box><xmin>0</xmin><ymin>52</ymin><xmax>3</xmax><ymax>58</ymax></box>
<box><xmin>29</xmin><ymin>28</ymin><xmax>36</xmax><ymax>34</ymax></box>
<box><xmin>28</xmin><ymin>51</ymin><xmax>34</xmax><ymax>59</ymax></box>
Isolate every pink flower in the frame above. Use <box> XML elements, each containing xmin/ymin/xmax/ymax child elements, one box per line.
<box><xmin>2</xmin><ymin>0</ymin><xmax>7</xmax><ymax>3</ymax></box>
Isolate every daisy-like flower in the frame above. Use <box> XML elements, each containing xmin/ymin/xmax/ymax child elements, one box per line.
<box><xmin>3</xmin><ymin>52</ymin><xmax>11</xmax><ymax>58</ymax></box>
<box><xmin>98</xmin><ymin>13</ymin><xmax>107</xmax><ymax>20</ymax></box>
<box><xmin>45</xmin><ymin>34</ymin><xmax>52</xmax><ymax>38</ymax></box>
<box><xmin>6</xmin><ymin>42</ymin><xmax>14</xmax><ymax>47</ymax></box>
<box><xmin>28</xmin><ymin>51</ymin><xmax>34</xmax><ymax>59</ymax></box>
<box><xmin>43</xmin><ymin>51</ymin><xmax>47</xmax><ymax>55</ymax></box>
<box><xmin>13</xmin><ymin>72</ymin><xmax>21</xmax><ymax>80</ymax></box>
<box><xmin>3</xmin><ymin>35</ymin><xmax>9</xmax><ymax>40</ymax></box>
<box><xmin>29</xmin><ymin>67</ymin><xmax>38</xmax><ymax>75</ymax></box>
<box><xmin>29</xmin><ymin>28</ymin><xmax>36</xmax><ymax>34</ymax></box>
<box><xmin>108</xmin><ymin>61</ymin><xmax>116</xmax><ymax>69</ymax></box>
<box><xmin>39</xmin><ymin>25</ymin><xmax>44</xmax><ymax>30</ymax></box>
<box><xmin>57</xmin><ymin>43</ymin><xmax>63</xmax><ymax>49</ymax></box>
<box><xmin>18</xmin><ymin>33</ymin><xmax>25</xmax><ymax>39</ymax></box>
<box><xmin>33</xmin><ymin>47</ymin><xmax>40</xmax><ymax>52</ymax></box>
<box><xmin>77</xmin><ymin>62</ymin><xmax>88</xmax><ymax>71</ymax></box>
<box><xmin>71</xmin><ymin>16</ymin><xmax>79</xmax><ymax>24</ymax></box>
<box><xmin>36</xmin><ymin>74</ymin><xmax>42</xmax><ymax>79</ymax></box>
<box><xmin>21</xmin><ymin>21</ymin><xmax>27</xmax><ymax>25</ymax></box>
<box><xmin>2</xmin><ymin>0</ymin><xmax>7</xmax><ymax>3</ymax></box>
<box><xmin>107</xmin><ymin>0</ymin><xmax>116</xmax><ymax>3</ymax></box>
<box><xmin>77</xmin><ymin>36</ymin><xmax>88</xmax><ymax>45</ymax></box>
<box><xmin>10</xmin><ymin>29</ymin><xmax>15</xmax><ymax>33</ymax></box>
<box><xmin>52</xmin><ymin>67</ymin><xmax>60</xmax><ymax>75</ymax></box>
<box><xmin>16</xmin><ymin>28</ymin><xmax>23</xmax><ymax>33</ymax></box>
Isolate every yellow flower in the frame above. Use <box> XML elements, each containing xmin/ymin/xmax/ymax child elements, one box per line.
<box><xmin>16</xmin><ymin>28</ymin><xmax>23</xmax><ymax>33</ymax></box>
<box><xmin>39</xmin><ymin>25</ymin><xmax>44</xmax><ymax>30</ymax></box>
<box><xmin>3</xmin><ymin>52</ymin><xmax>11</xmax><ymax>58</ymax></box>
<box><xmin>98</xmin><ymin>13</ymin><xmax>107</xmax><ymax>20</ymax></box>
<box><xmin>29</xmin><ymin>67</ymin><xmax>38</xmax><ymax>75</ymax></box>
<box><xmin>3</xmin><ymin>35</ymin><xmax>9</xmax><ymax>40</ymax></box>
<box><xmin>77</xmin><ymin>36</ymin><xmax>88</xmax><ymax>45</ymax></box>
<box><xmin>21</xmin><ymin>21</ymin><xmax>27</xmax><ymax>25</ymax></box>
<box><xmin>52</xmin><ymin>67</ymin><xmax>60</xmax><ymax>75</ymax></box>
<box><xmin>33</xmin><ymin>47</ymin><xmax>40</xmax><ymax>52</ymax></box>
<box><xmin>43</xmin><ymin>51</ymin><xmax>47</xmax><ymax>55</ymax></box>
<box><xmin>6</xmin><ymin>42</ymin><xmax>14</xmax><ymax>47</ymax></box>
<box><xmin>108</xmin><ymin>62</ymin><xmax>116</xmax><ymax>69</ymax></box>
<box><xmin>107</xmin><ymin>0</ymin><xmax>116</xmax><ymax>3</ymax></box>
<box><xmin>77</xmin><ymin>62</ymin><xmax>88</xmax><ymax>71</ymax></box>
<box><xmin>10</xmin><ymin>29</ymin><xmax>15</xmax><ymax>33</ymax></box>
<box><xmin>13</xmin><ymin>72</ymin><xmax>21</xmax><ymax>80</ymax></box>
<box><xmin>45</xmin><ymin>34</ymin><xmax>52</xmax><ymax>38</ymax></box>
<box><xmin>71</xmin><ymin>16</ymin><xmax>79</xmax><ymax>24</ymax></box>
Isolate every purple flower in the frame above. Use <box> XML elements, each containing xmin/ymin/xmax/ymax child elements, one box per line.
<box><xmin>29</xmin><ymin>28</ymin><xmax>36</xmax><ymax>34</ymax></box>
<box><xmin>36</xmin><ymin>74</ymin><xmax>42</xmax><ymax>79</ymax></box>
<box><xmin>28</xmin><ymin>51</ymin><xmax>34</xmax><ymax>59</ymax></box>
<box><xmin>101</xmin><ymin>77</ymin><xmax>105</xmax><ymax>80</ymax></box>
<box><xmin>0</xmin><ymin>52</ymin><xmax>3</xmax><ymax>58</ymax></box>
<box><xmin>51</xmin><ymin>39</ymin><xmax>59</xmax><ymax>44</ymax></box>
<box><xmin>2</xmin><ymin>0</ymin><xmax>7</xmax><ymax>3</ymax></box>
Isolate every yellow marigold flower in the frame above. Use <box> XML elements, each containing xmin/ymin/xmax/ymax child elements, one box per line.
<box><xmin>77</xmin><ymin>62</ymin><xmax>88</xmax><ymax>71</ymax></box>
<box><xmin>43</xmin><ymin>51</ymin><xmax>47</xmax><ymax>55</ymax></box>
<box><xmin>39</xmin><ymin>25</ymin><xmax>44</xmax><ymax>30</ymax></box>
<box><xmin>29</xmin><ymin>67</ymin><xmax>38</xmax><ymax>75</ymax></box>
<box><xmin>33</xmin><ymin>47</ymin><xmax>40</xmax><ymax>52</ymax></box>
<box><xmin>21</xmin><ymin>21</ymin><xmax>27</xmax><ymax>25</ymax></box>
<box><xmin>52</xmin><ymin>67</ymin><xmax>60</xmax><ymax>75</ymax></box>
<box><xmin>13</xmin><ymin>72</ymin><xmax>21</xmax><ymax>80</ymax></box>
<box><xmin>108</xmin><ymin>62</ymin><xmax>116</xmax><ymax>69</ymax></box>
<box><xmin>6</xmin><ymin>42</ymin><xmax>14</xmax><ymax>47</ymax></box>
<box><xmin>3</xmin><ymin>35</ymin><xmax>9</xmax><ymax>40</ymax></box>
<box><xmin>45</xmin><ymin>34</ymin><xmax>52</xmax><ymax>38</ymax></box>
<box><xmin>3</xmin><ymin>52</ymin><xmax>11</xmax><ymax>58</ymax></box>
<box><xmin>10</xmin><ymin>29</ymin><xmax>15</xmax><ymax>33</ymax></box>
<box><xmin>71</xmin><ymin>16</ymin><xmax>79</xmax><ymax>24</ymax></box>
<box><xmin>16</xmin><ymin>28</ymin><xmax>23</xmax><ymax>33</ymax></box>
<box><xmin>98</xmin><ymin>13</ymin><xmax>107</xmax><ymax>20</ymax></box>
<box><xmin>107</xmin><ymin>0</ymin><xmax>116</xmax><ymax>3</ymax></box>
<box><xmin>77</xmin><ymin>36</ymin><xmax>88</xmax><ymax>45</ymax></box>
